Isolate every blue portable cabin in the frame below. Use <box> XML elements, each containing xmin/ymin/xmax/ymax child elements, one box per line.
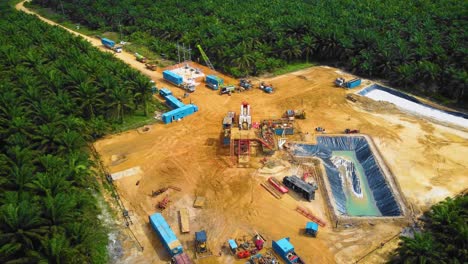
<box><xmin>272</xmin><ymin>237</ymin><xmax>305</xmax><ymax>264</ymax></box>
<box><xmin>162</xmin><ymin>104</ymin><xmax>199</xmax><ymax>124</ymax></box>
<box><xmin>345</xmin><ymin>78</ymin><xmax>361</xmax><ymax>89</ymax></box>
<box><xmin>163</xmin><ymin>70</ymin><xmax>183</xmax><ymax>86</ymax></box>
<box><xmin>206</xmin><ymin>75</ymin><xmax>223</xmax><ymax>90</ymax></box>
<box><xmin>228</xmin><ymin>239</ymin><xmax>238</xmax><ymax>254</ymax></box>
<box><xmin>101</xmin><ymin>38</ymin><xmax>115</xmax><ymax>48</ymax></box>
<box><xmin>159</xmin><ymin>88</ymin><xmax>172</xmax><ymax>97</ymax></box>
<box><xmin>148</xmin><ymin>213</ymin><xmax>183</xmax><ymax>256</ymax></box>
<box><xmin>165</xmin><ymin>95</ymin><xmax>185</xmax><ymax>109</ymax></box>
<box><xmin>305</xmin><ymin>222</ymin><xmax>319</xmax><ymax>237</ymax></box>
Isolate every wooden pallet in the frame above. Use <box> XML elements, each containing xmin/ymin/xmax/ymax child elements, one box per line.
<box><xmin>260</xmin><ymin>182</ymin><xmax>282</xmax><ymax>199</ymax></box>
<box><xmin>179</xmin><ymin>208</ymin><xmax>190</xmax><ymax>233</ymax></box>
<box><xmin>296</xmin><ymin>206</ymin><xmax>326</xmax><ymax>227</ymax></box>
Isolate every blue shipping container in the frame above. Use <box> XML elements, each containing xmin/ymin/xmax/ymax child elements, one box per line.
<box><xmin>159</xmin><ymin>88</ymin><xmax>172</xmax><ymax>97</ymax></box>
<box><xmin>163</xmin><ymin>70</ymin><xmax>183</xmax><ymax>85</ymax></box>
<box><xmin>346</xmin><ymin>78</ymin><xmax>361</xmax><ymax>89</ymax></box>
<box><xmin>206</xmin><ymin>75</ymin><xmax>223</xmax><ymax>85</ymax></box>
<box><xmin>101</xmin><ymin>38</ymin><xmax>115</xmax><ymax>48</ymax></box>
<box><xmin>165</xmin><ymin>95</ymin><xmax>185</xmax><ymax>109</ymax></box>
<box><xmin>149</xmin><ymin>213</ymin><xmax>183</xmax><ymax>256</ymax></box>
<box><xmin>162</xmin><ymin>104</ymin><xmax>198</xmax><ymax>124</ymax></box>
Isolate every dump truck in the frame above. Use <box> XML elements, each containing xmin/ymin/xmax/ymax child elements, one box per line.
<box><xmin>146</xmin><ymin>63</ymin><xmax>157</xmax><ymax>71</ymax></box>
<box><xmin>205</xmin><ymin>75</ymin><xmax>223</xmax><ymax>90</ymax></box>
<box><xmin>101</xmin><ymin>38</ymin><xmax>122</xmax><ymax>53</ymax></box>
<box><xmin>335</xmin><ymin>78</ymin><xmax>361</xmax><ymax>89</ymax></box>
<box><xmin>163</xmin><ymin>70</ymin><xmax>195</xmax><ymax>92</ymax></box>
<box><xmin>272</xmin><ymin>237</ymin><xmax>305</xmax><ymax>264</ymax></box>
<box><xmin>259</xmin><ymin>82</ymin><xmax>273</xmax><ymax>93</ymax></box>
<box><xmin>135</xmin><ymin>52</ymin><xmax>147</xmax><ymax>63</ymax></box>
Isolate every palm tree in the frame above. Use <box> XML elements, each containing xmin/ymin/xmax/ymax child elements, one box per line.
<box><xmin>395</xmin><ymin>232</ymin><xmax>441</xmax><ymax>263</ymax></box>
<box><xmin>107</xmin><ymin>86</ymin><xmax>133</xmax><ymax>123</ymax></box>
<box><xmin>71</xmin><ymin>80</ymin><xmax>104</xmax><ymax>119</ymax></box>
<box><xmin>128</xmin><ymin>74</ymin><xmax>152</xmax><ymax>116</ymax></box>
<box><xmin>301</xmin><ymin>35</ymin><xmax>316</xmax><ymax>63</ymax></box>
<box><xmin>0</xmin><ymin>201</ymin><xmax>48</xmax><ymax>263</ymax></box>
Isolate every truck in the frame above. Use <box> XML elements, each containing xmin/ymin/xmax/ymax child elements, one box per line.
<box><xmin>171</xmin><ymin>253</ymin><xmax>193</xmax><ymax>264</ymax></box>
<box><xmin>205</xmin><ymin>75</ymin><xmax>223</xmax><ymax>90</ymax></box>
<box><xmin>135</xmin><ymin>52</ymin><xmax>147</xmax><ymax>63</ymax></box>
<box><xmin>220</xmin><ymin>85</ymin><xmax>236</xmax><ymax>95</ymax></box>
<box><xmin>282</xmin><ymin>175</ymin><xmax>317</xmax><ymax>201</ymax></box>
<box><xmin>163</xmin><ymin>70</ymin><xmax>195</xmax><ymax>93</ymax></box>
<box><xmin>148</xmin><ymin>213</ymin><xmax>183</xmax><ymax>256</ymax></box>
<box><xmin>272</xmin><ymin>237</ymin><xmax>305</xmax><ymax>264</ymax></box>
<box><xmin>335</xmin><ymin>77</ymin><xmax>362</xmax><ymax>89</ymax></box>
<box><xmin>101</xmin><ymin>38</ymin><xmax>122</xmax><ymax>53</ymax></box>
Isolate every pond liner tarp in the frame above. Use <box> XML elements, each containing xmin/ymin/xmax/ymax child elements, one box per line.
<box><xmin>294</xmin><ymin>136</ymin><xmax>401</xmax><ymax>216</ymax></box>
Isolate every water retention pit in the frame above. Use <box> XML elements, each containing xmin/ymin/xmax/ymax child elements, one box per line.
<box><xmin>293</xmin><ymin>136</ymin><xmax>407</xmax><ymax>221</ymax></box>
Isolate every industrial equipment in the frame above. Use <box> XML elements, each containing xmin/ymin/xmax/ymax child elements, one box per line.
<box><xmin>239</xmin><ymin>79</ymin><xmax>252</xmax><ymax>90</ymax></box>
<box><xmin>305</xmin><ymin>222</ymin><xmax>319</xmax><ymax>237</ymax></box>
<box><xmin>283</xmin><ymin>175</ymin><xmax>317</xmax><ymax>201</ymax></box>
<box><xmin>284</xmin><ymin>109</ymin><xmax>306</xmax><ymax>120</ymax></box>
<box><xmin>259</xmin><ymin>82</ymin><xmax>273</xmax><ymax>93</ymax></box>
<box><xmin>272</xmin><ymin>238</ymin><xmax>305</xmax><ymax>264</ymax></box>
<box><xmin>335</xmin><ymin>77</ymin><xmax>362</xmax><ymax>89</ymax></box>
<box><xmin>196</xmin><ymin>45</ymin><xmax>215</xmax><ymax>70</ymax></box>
<box><xmin>345</xmin><ymin>128</ymin><xmax>360</xmax><ymax>134</ymax></box>
<box><xmin>163</xmin><ymin>70</ymin><xmax>196</xmax><ymax>93</ymax></box>
<box><xmin>195</xmin><ymin>230</ymin><xmax>213</xmax><ymax>258</ymax></box>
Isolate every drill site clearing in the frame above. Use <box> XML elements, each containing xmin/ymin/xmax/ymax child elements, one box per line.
<box><xmin>95</xmin><ymin>62</ymin><xmax>468</xmax><ymax>264</ymax></box>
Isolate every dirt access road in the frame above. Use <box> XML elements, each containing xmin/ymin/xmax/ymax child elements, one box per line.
<box><xmin>18</xmin><ymin>1</ymin><xmax>468</xmax><ymax>263</ymax></box>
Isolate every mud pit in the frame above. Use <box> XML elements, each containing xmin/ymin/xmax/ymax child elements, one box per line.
<box><xmin>94</xmin><ymin>65</ymin><xmax>468</xmax><ymax>263</ymax></box>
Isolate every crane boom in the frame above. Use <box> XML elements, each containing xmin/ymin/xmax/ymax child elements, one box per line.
<box><xmin>196</xmin><ymin>45</ymin><xmax>215</xmax><ymax>70</ymax></box>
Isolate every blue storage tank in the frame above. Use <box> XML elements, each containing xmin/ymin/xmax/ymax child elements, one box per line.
<box><xmin>163</xmin><ymin>70</ymin><xmax>183</xmax><ymax>85</ymax></box>
<box><xmin>165</xmin><ymin>95</ymin><xmax>185</xmax><ymax>109</ymax></box>
<box><xmin>162</xmin><ymin>104</ymin><xmax>198</xmax><ymax>124</ymax></box>
<box><xmin>149</xmin><ymin>213</ymin><xmax>183</xmax><ymax>256</ymax></box>
<box><xmin>101</xmin><ymin>38</ymin><xmax>115</xmax><ymax>48</ymax></box>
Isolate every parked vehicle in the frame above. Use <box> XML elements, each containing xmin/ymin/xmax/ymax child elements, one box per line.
<box><xmin>101</xmin><ymin>37</ymin><xmax>122</xmax><ymax>53</ymax></box>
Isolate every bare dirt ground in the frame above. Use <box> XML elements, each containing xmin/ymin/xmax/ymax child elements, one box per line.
<box><xmin>18</xmin><ymin>2</ymin><xmax>468</xmax><ymax>263</ymax></box>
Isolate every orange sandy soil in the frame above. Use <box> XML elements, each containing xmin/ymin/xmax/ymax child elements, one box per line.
<box><xmin>94</xmin><ymin>66</ymin><xmax>468</xmax><ymax>264</ymax></box>
<box><xmin>17</xmin><ymin>2</ymin><xmax>468</xmax><ymax>263</ymax></box>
